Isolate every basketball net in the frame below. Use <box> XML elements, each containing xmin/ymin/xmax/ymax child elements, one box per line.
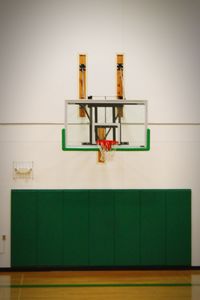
<box><xmin>97</xmin><ymin>140</ymin><xmax>118</xmax><ymax>163</ymax></box>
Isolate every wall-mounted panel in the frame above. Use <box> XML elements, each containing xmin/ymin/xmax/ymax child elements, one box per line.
<box><xmin>11</xmin><ymin>191</ymin><xmax>37</xmax><ymax>267</ymax></box>
<box><xmin>140</xmin><ymin>190</ymin><xmax>166</xmax><ymax>265</ymax></box>
<box><xmin>37</xmin><ymin>191</ymin><xmax>63</xmax><ymax>266</ymax></box>
<box><xmin>166</xmin><ymin>190</ymin><xmax>191</xmax><ymax>266</ymax></box>
<box><xmin>63</xmin><ymin>190</ymin><xmax>89</xmax><ymax>266</ymax></box>
<box><xmin>89</xmin><ymin>191</ymin><xmax>114</xmax><ymax>266</ymax></box>
<box><xmin>115</xmin><ymin>190</ymin><xmax>140</xmax><ymax>265</ymax></box>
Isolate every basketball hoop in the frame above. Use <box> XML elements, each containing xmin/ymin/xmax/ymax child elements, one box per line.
<box><xmin>97</xmin><ymin>140</ymin><xmax>118</xmax><ymax>163</ymax></box>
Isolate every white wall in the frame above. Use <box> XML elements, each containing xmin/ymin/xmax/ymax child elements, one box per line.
<box><xmin>0</xmin><ymin>0</ymin><xmax>200</xmax><ymax>267</ymax></box>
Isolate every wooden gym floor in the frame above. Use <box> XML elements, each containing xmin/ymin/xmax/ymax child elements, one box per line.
<box><xmin>0</xmin><ymin>270</ymin><xmax>200</xmax><ymax>299</ymax></box>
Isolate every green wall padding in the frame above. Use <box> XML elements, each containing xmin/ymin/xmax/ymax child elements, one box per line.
<box><xmin>166</xmin><ymin>190</ymin><xmax>191</xmax><ymax>265</ymax></box>
<box><xmin>140</xmin><ymin>190</ymin><xmax>166</xmax><ymax>265</ymax></box>
<box><xmin>11</xmin><ymin>189</ymin><xmax>191</xmax><ymax>267</ymax></box>
<box><xmin>11</xmin><ymin>191</ymin><xmax>37</xmax><ymax>267</ymax></box>
<box><xmin>37</xmin><ymin>191</ymin><xmax>63</xmax><ymax>266</ymax></box>
<box><xmin>63</xmin><ymin>190</ymin><xmax>89</xmax><ymax>266</ymax></box>
<box><xmin>89</xmin><ymin>191</ymin><xmax>115</xmax><ymax>266</ymax></box>
<box><xmin>115</xmin><ymin>190</ymin><xmax>140</xmax><ymax>266</ymax></box>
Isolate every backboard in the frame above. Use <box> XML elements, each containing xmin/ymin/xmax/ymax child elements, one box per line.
<box><xmin>62</xmin><ymin>99</ymin><xmax>150</xmax><ymax>151</ymax></box>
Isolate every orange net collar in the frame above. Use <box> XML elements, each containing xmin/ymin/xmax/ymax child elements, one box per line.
<box><xmin>96</xmin><ymin>140</ymin><xmax>118</xmax><ymax>151</ymax></box>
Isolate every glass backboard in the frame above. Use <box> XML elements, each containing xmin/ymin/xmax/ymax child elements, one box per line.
<box><xmin>62</xmin><ymin>99</ymin><xmax>150</xmax><ymax>151</ymax></box>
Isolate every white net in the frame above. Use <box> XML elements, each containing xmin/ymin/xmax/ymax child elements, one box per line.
<box><xmin>97</xmin><ymin>140</ymin><xmax>118</xmax><ymax>162</ymax></box>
